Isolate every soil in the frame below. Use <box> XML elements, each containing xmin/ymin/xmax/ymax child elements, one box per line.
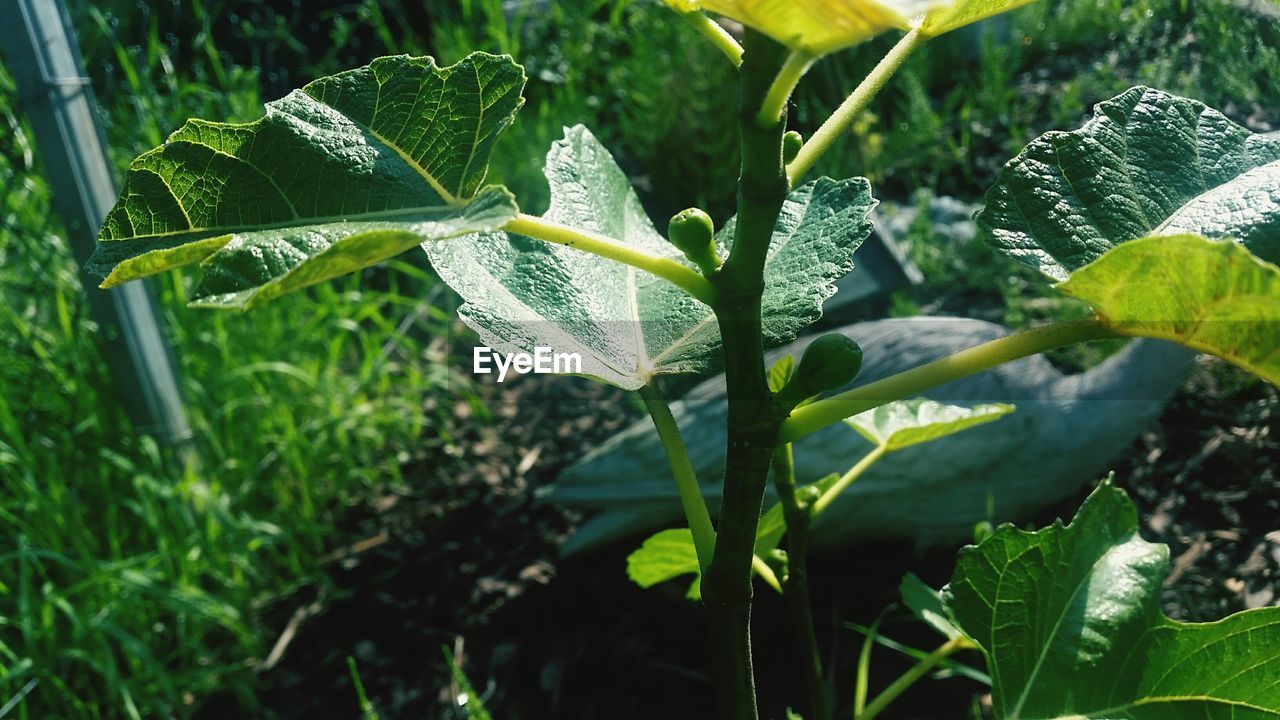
<box><xmin>199</xmin><ymin>355</ymin><xmax>1279</xmax><ymax>720</ymax></box>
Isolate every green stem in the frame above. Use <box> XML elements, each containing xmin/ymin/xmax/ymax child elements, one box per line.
<box><xmin>703</xmin><ymin>29</ymin><xmax>790</xmax><ymax>720</ymax></box>
<box><xmin>680</xmin><ymin>10</ymin><xmax>744</xmax><ymax>67</ymax></box>
<box><xmin>786</xmin><ymin>28</ymin><xmax>925</xmax><ymax>185</ymax></box>
<box><xmin>504</xmin><ymin>214</ymin><xmax>718</xmax><ymax>305</ymax></box>
<box><xmin>810</xmin><ymin>445</ymin><xmax>887</xmax><ymax>517</ymax></box>
<box><xmin>856</xmin><ymin>636</ymin><xmax>973</xmax><ymax>720</ymax></box>
<box><xmin>772</xmin><ymin>444</ymin><xmax>830</xmax><ymax>720</ymax></box>
<box><xmin>751</xmin><ymin>554</ymin><xmax>782</xmax><ymax>593</ymax></box>
<box><xmin>639</xmin><ymin>382</ymin><xmax>717</xmax><ymax>573</ymax></box>
<box><xmin>780</xmin><ymin>319</ymin><xmax>1117</xmax><ymax>443</ymax></box>
<box><xmin>853</xmin><ymin>610</ymin><xmax>890</xmax><ymax>716</ymax></box>
<box><xmin>757</xmin><ymin>50</ymin><xmax>816</xmax><ymax>128</ymax></box>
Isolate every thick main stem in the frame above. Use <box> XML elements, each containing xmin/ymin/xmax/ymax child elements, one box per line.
<box><xmin>703</xmin><ymin>30</ymin><xmax>789</xmax><ymax>720</ymax></box>
<box><xmin>772</xmin><ymin>445</ymin><xmax>830</xmax><ymax>720</ymax></box>
<box><xmin>639</xmin><ymin>382</ymin><xmax>717</xmax><ymax>573</ymax></box>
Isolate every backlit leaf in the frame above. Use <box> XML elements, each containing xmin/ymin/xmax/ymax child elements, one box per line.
<box><xmin>768</xmin><ymin>354</ymin><xmax>796</xmax><ymax>393</ymax></box>
<box><xmin>672</xmin><ymin>0</ymin><xmax>939</xmax><ymax>54</ymax></box>
<box><xmin>844</xmin><ymin>398</ymin><xmax>1013</xmax><ymax>451</ymax></box>
<box><xmin>1059</xmin><ymin>234</ymin><xmax>1280</xmax><ymax>384</ymax></box>
<box><xmin>88</xmin><ymin>53</ymin><xmax>525</xmax><ymax>308</ymax></box>
<box><xmin>900</xmin><ymin>573</ymin><xmax>962</xmax><ymax>640</ymax></box>
<box><xmin>626</xmin><ymin>528</ymin><xmax>701</xmax><ymax>600</ymax></box>
<box><xmin>943</xmin><ymin>480</ymin><xmax>1280</xmax><ymax>719</ymax></box>
<box><xmin>918</xmin><ymin>0</ymin><xmax>1038</xmax><ymax>37</ymax></box>
<box><xmin>978</xmin><ymin>86</ymin><xmax>1280</xmax><ymax>279</ymax></box>
<box><xmin>429</xmin><ymin>125</ymin><xmax>874</xmax><ymax>390</ymax></box>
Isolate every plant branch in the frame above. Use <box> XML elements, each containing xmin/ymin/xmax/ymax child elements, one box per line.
<box><xmin>757</xmin><ymin>50</ymin><xmax>816</xmax><ymax>128</ymax></box>
<box><xmin>680</xmin><ymin>10</ymin><xmax>744</xmax><ymax>67</ymax></box>
<box><xmin>639</xmin><ymin>382</ymin><xmax>717</xmax><ymax>573</ymax></box>
<box><xmin>702</xmin><ymin>29</ymin><xmax>790</xmax><ymax>720</ymax></box>
<box><xmin>779</xmin><ymin>319</ymin><xmax>1117</xmax><ymax>442</ymax></box>
<box><xmin>809</xmin><ymin>445</ymin><xmax>887</xmax><ymax>517</ymax></box>
<box><xmin>504</xmin><ymin>213</ymin><xmax>718</xmax><ymax>305</ymax></box>
<box><xmin>772</xmin><ymin>444</ymin><xmax>830</xmax><ymax>720</ymax></box>
<box><xmin>856</xmin><ymin>636</ymin><xmax>973</xmax><ymax>720</ymax></box>
<box><xmin>786</xmin><ymin>28</ymin><xmax>925</xmax><ymax>185</ymax></box>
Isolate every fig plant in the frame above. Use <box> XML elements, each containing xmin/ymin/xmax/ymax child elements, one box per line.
<box><xmin>88</xmin><ymin>0</ymin><xmax>1280</xmax><ymax>717</ymax></box>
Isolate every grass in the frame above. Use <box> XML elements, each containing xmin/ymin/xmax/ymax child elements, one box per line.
<box><xmin>0</xmin><ymin>15</ymin><xmax>478</xmax><ymax>717</ymax></box>
<box><xmin>1</xmin><ymin>0</ymin><xmax>1275</xmax><ymax>717</ymax></box>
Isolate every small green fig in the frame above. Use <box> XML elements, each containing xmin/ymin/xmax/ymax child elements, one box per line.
<box><xmin>796</xmin><ymin>333</ymin><xmax>863</xmax><ymax>392</ymax></box>
<box><xmin>782</xmin><ymin>130</ymin><xmax>803</xmax><ymax>164</ymax></box>
<box><xmin>668</xmin><ymin>207</ymin><xmax>722</xmax><ymax>274</ymax></box>
<box><xmin>777</xmin><ymin>333</ymin><xmax>863</xmax><ymax>408</ymax></box>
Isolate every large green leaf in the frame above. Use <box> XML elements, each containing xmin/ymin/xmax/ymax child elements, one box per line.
<box><xmin>978</xmin><ymin>86</ymin><xmax>1280</xmax><ymax>280</ymax></box>
<box><xmin>88</xmin><ymin>53</ymin><xmax>525</xmax><ymax>308</ymax></box>
<box><xmin>942</xmin><ymin>480</ymin><xmax>1280</xmax><ymax>719</ymax></box>
<box><xmin>844</xmin><ymin>398</ymin><xmax>1014</xmax><ymax>451</ymax></box>
<box><xmin>918</xmin><ymin>0</ymin><xmax>1038</xmax><ymax>37</ymax></box>
<box><xmin>428</xmin><ymin>125</ymin><xmax>874</xmax><ymax>390</ymax></box>
<box><xmin>1059</xmin><ymin>234</ymin><xmax>1280</xmax><ymax>384</ymax></box>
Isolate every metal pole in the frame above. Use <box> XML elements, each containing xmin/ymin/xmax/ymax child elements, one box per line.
<box><xmin>0</xmin><ymin>0</ymin><xmax>192</xmax><ymax>446</ymax></box>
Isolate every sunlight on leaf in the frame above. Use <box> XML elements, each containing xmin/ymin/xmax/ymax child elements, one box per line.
<box><xmin>844</xmin><ymin>398</ymin><xmax>1013</xmax><ymax>451</ymax></box>
<box><xmin>626</xmin><ymin>528</ymin><xmax>702</xmax><ymax>600</ymax></box>
<box><xmin>429</xmin><ymin>125</ymin><xmax>875</xmax><ymax>390</ymax></box>
<box><xmin>88</xmin><ymin>53</ymin><xmax>526</xmax><ymax>308</ymax></box>
<box><xmin>670</xmin><ymin>0</ymin><xmax>937</xmax><ymax>54</ymax></box>
<box><xmin>979</xmin><ymin>86</ymin><xmax>1280</xmax><ymax>280</ymax></box>
<box><xmin>918</xmin><ymin>0</ymin><xmax>1038</xmax><ymax>37</ymax></box>
<box><xmin>1059</xmin><ymin>234</ymin><xmax>1280</xmax><ymax>385</ymax></box>
<box><xmin>900</xmin><ymin>573</ymin><xmax>962</xmax><ymax>640</ymax></box>
<box><xmin>943</xmin><ymin>480</ymin><xmax>1280</xmax><ymax>719</ymax></box>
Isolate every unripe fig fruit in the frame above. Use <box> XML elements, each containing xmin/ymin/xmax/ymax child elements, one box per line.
<box><xmin>668</xmin><ymin>208</ymin><xmax>721</xmax><ymax>274</ymax></box>
<box><xmin>783</xmin><ymin>131</ymin><xmax>803</xmax><ymax>164</ymax></box>
<box><xmin>795</xmin><ymin>333</ymin><xmax>863</xmax><ymax>395</ymax></box>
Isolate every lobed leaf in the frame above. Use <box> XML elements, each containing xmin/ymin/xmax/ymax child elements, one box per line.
<box><xmin>88</xmin><ymin>53</ymin><xmax>526</xmax><ymax>308</ymax></box>
<box><xmin>429</xmin><ymin>125</ymin><xmax>875</xmax><ymax>390</ymax></box>
<box><xmin>978</xmin><ymin>86</ymin><xmax>1280</xmax><ymax>280</ymax></box>
<box><xmin>844</xmin><ymin>398</ymin><xmax>1014</xmax><ymax>451</ymax></box>
<box><xmin>942</xmin><ymin>480</ymin><xmax>1280</xmax><ymax>719</ymax></box>
<box><xmin>1059</xmin><ymin>234</ymin><xmax>1280</xmax><ymax>384</ymax></box>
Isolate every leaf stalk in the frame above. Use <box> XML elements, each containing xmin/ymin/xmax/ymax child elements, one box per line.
<box><xmin>504</xmin><ymin>213</ymin><xmax>718</xmax><ymax>305</ymax></box>
<box><xmin>786</xmin><ymin>28</ymin><xmax>926</xmax><ymax>185</ymax></box>
<box><xmin>856</xmin><ymin>636</ymin><xmax>973</xmax><ymax>720</ymax></box>
<box><xmin>772</xmin><ymin>443</ymin><xmax>831</xmax><ymax>720</ymax></box>
<box><xmin>638</xmin><ymin>382</ymin><xmax>717</xmax><ymax>573</ymax></box>
<box><xmin>779</xmin><ymin>319</ymin><xmax>1117</xmax><ymax>442</ymax></box>
<box><xmin>757</xmin><ymin>50</ymin><xmax>817</xmax><ymax>129</ymax></box>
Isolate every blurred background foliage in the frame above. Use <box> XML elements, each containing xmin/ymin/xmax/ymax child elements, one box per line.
<box><xmin>0</xmin><ymin>0</ymin><xmax>1276</xmax><ymax>716</ymax></box>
